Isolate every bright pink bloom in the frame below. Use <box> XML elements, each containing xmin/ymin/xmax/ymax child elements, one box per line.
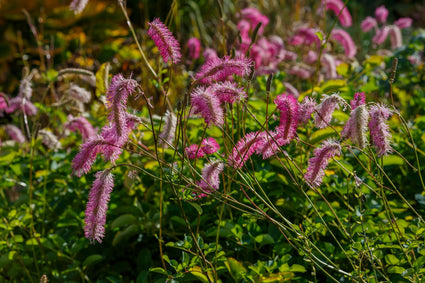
<box><xmin>299</xmin><ymin>97</ymin><xmax>317</xmax><ymax>125</ymax></box>
<box><xmin>341</xmin><ymin>105</ymin><xmax>369</xmax><ymax>148</ymax></box>
<box><xmin>72</xmin><ymin>136</ymin><xmax>106</xmax><ymax>177</ymax></box>
<box><xmin>237</xmin><ymin>19</ymin><xmax>251</xmax><ymax>40</ymax></box>
<box><xmin>190</xmin><ymin>86</ymin><xmax>224</xmax><ymax>126</ymax></box>
<box><xmin>195</xmin><ymin>56</ymin><xmax>253</xmax><ymax>84</ymax></box>
<box><xmin>315</xmin><ymin>93</ymin><xmax>348</xmax><ymax>128</ymax></box>
<box><xmin>361</xmin><ymin>16</ymin><xmax>377</xmax><ymax>32</ymax></box>
<box><xmin>196</xmin><ymin>161</ymin><xmax>224</xmax><ymax>196</ymax></box>
<box><xmin>106</xmin><ymin>74</ymin><xmax>138</xmax><ymax>138</ymax></box>
<box><xmin>389</xmin><ymin>25</ymin><xmax>402</xmax><ymax>49</ymax></box>
<box><xmin>6</xmin><ymin>97</ymin><xmax>38</xmax><ymax>116</ymax></box>
<box><xmin>322</xmin><ymin>0</ymin><xmax>352</xmax><ymax>27</ymax></box>
<box><xmin>290</xmin><ymin>27</ymin><xmax>321</xmax><ymax>47</ymax></box>
<box><xmin>147</xmin><ymin>18</ymin><xmax>181</xmax><ymax>64</ymax></box>
<box><xmin>187</xmin><ymin>37</ymin><xmax>201</xmax><ymax>60</ymax></box>
<box><xmin>274</xmin><ymin>94</ymin><xmax>299</xmax><ymax>143</ymax></box>
<box><xmin>185</xmin><ymin>144</ymin><xmax>205</xmax><ymax>159</ymax></box>
<box><xmin>203</xmin><ymin>48</ymin><xmax>218</xmax><ymax>62</ymax></box>
<box><xmin>373</xmin><ymin>26</ymin><xmax>390</xmax><ymax>45</ymax></box>
<box><xmin>331</xmin><ymin>28</ymin><xmax>357</xmax><ymax>58</ymax></box>
<box><xmin>66</xmin><ymin>115</ymin><xmax>95</xmax><ymax>141</ymax></box>
<box><xmin>350</xmin><ymin>92</ymin><xmax>366</xmax><ymax>109</ymax></box>
<box><xmin>230</xmin><ymin>132</ymin><xmax>263</xmax><ymax>168</ymax></box>
<box><xmin>201</xmin><ymin>137</ymin><xmax>220</xmax><ymax>154</ymax></box>
<box><xmin>211</xmin><ymin>81</ymin><xmax>247</xmax><ymax>104</ymax></box>
<box><xmin>158</xmin><ymin>110</ymin><xmax>177</xmax><ymax>148</ymax></box>
<box><xmin>84</xmin><ymin>169</ymin><xmax>114</xmax><ymax>244</ymax></box>
<box><xmin>304</xmin><ymin>139</ymin><xmax>341</xmax><ymax>187</ymax></box>
<box><xmin>369</xmin><ymin>104</ymin><xmax>392</xmax><ymax>157</ymax></box>
<box><xmin>394</xmin><ymin>17</ymin><xmax>412</xmax><ymax>29</ymax></box>
<box><xmin>67</xmin><ymin>84</ymin><xmax>91</xmax><ymax>103</ymax></box>
<box><xmin>375</xmin><ymin>5</ymin><xmax>389</xmax><ymax>23</ymax></box>
<box><xmin>255</xmin><ymin>131</ymin><xmax>287</xmax><ymax>159</ymax></box>
<box><xmin>5</xmin><ymin>124</ymin><xmax>25</xmax><ymax>143</ymax></box>
<box><xmin>239</xmin><ymin>7</ymin><xmax>269</xmax><ymax>35</ymax></box>
<box><xmin>305</xmin><ymin>50</ymin><xmax>318</xmax><ymax>64</ymax></box>
<box><xmin>70</xmin><ymin>0</ymin><xmax>88</xmax><ymax>14</ymax></box>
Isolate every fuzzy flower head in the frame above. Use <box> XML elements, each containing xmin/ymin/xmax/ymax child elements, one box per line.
<box><xmin>321</xmin><ymin>0</ymin><xmax>352</xmax><ymax>28</ymax></box>
<box><xmin>195</xmin><ymin>56</ymin><xmax>253</xmax><ymax>84</ymax></box>
<box><xmin>375</xmin><ymin>5</ymin><xmax>389</xmax><ymax>23</ymax></box>
<box><xmin>211</xmin><ymin>81</ymin><xmax>247</xmax><ymax>104</ymax></box>
<box><xmin>369</xmin><ymin>104</ymin><xmax>392</xmax><ymax>157</ymax></box>
<box><xmin>185</xmin><ymin>144</ymin><xmax>205</xmax><ymax>160</ymax></box>
<box><xmin>190</xmin><ymin>86</ymin><xmax>224</xmax><ymax>126</ymax></box>
<box><xmin>388</xmin><ymin>25</ymin><xmax>402</xmax><ymax>49</ymax></box>
<box><xmin>72</xmin><ymin>136</ymin><xmax>106</xmax><ymax>177</ymax></box>
<box><xmin>196</xmin><ymin>161</ymin><xmax>224</xmax><ymax>198</ymax></box>
<box><xmin>255</xmin><ymin>131</ymin><xmax>287</xmax><ymax>159</ymax></box>
<box><xmin>187</xmin><ymin>37</ymin><xmax>201</xmax><ymax>61</ymax></box>
<box><xmin>67</xmin><ymin>84</ymin><xmax>91</xmax><ymax>103</ymax></box>
<box><xmin>350</xmin><ymin>92</ymin><xmax>366</xmax><ymax>110</ymax></box>
<box><xmin>274</xmin><ymin>93</ymin><xmax>299</xmax><ymax>143</ymax></box>
<box><xmin>158</xmin><ymin>110</ymin><xmax>177</xmax><ymax>148</ymax></box>
<box><xmin>394</xmin><ymin>18</ymin><xmax>413</xmax><ymax>29</ymax></box>
<box><xmin>315</xmin><ymin>93</ymin><xmax>348</xmax><ymax>128</ymax></box>
<box><xmin>331</xmin><ymin>28</ymin><xmax>357</xmax><ymax>58</ymax></box>
<box><xmin>38</xmin><ymin>129</ymin><xmax>61</xmax><ymax>150</ymax></box>
<box><xmin>322</xmin><ymin>53</ymin><xmax>338</xmax><ymax>79</ymax></box>
<box><xmin>341</xmin><ymin>104</ymin><xmax>369</xmax><ymax>149</ymax></box>
<box><xmin>373</xmin><ymin>26</ymin><xmax>390</xmax><ymax>45</ymax></box>
<box><xmin>84</xmin><ymin>169</ymin><xmax>114</xmax><ymax>244</ymax></box>
<box><xmin>66</xmin><ymin>115</ymin><xmax>95</xmax><ymax>141</ymax></box>
<box><xmin>361</xmin><ymin>16</ymin><xmax>377</xmax><ymax>32</ymax></box>
<box><xmin>19</xmin><ymin>77</ymin><xmax>32</xmax><ymax>99</ymax></box>
<box><xmin>6</xmin><ymin>97</ymin><xmax>38</xmax><ymax>116</ymax></box>
<box><xmin>239</xmin><ymin>7</ymin><xmax>269</xmax><ymax>35</ymax></box>
<box><xmin>299</xmin><ymin>96</ymin><xmax>317</xmax><ymax>125</ymax></box>
<box><xmin>106</xmin><ymin>74</ymin><xmax>139</xmax><ymax>138</ymax></box>
<box><xmin>304</xmin><ymin>139</ymin><xmax>342</xmax><ymax>187</ymax></box>
<box><xmin>290</xmin><ymin>27</ymin><xmax>321</xmax><ymax>47</ymax></box>
<box><xmin>229</xmin><ymin>132</ymin><xmax>263</xmax><ymax>168</ymax></box>
<box><xmin>201</xmin><ymin>137</ymin><xmax>220</xmax><ymax>154</ymax></box>
<box><xmin>148</xmin><ymin>18</ymin><xmax>181</xmax><ymax>64</ymax></box>
<box><xmin>5</xmin><ymin>124</ymin><xmax>26</xmax><ymax>143</ymax></box>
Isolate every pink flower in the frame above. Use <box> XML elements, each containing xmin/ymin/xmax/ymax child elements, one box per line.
<box><xmin>331</xmin><ymin>28</ymin><xmax>357</xmax><ymax>58</ymax></box>
<box><xmin>239</xmin><ymin>7</ymin><xmax>269</xmax><ymax>35</ymax></box>
<box><xmin>203</xmin><ymin>48</ymin><xmax>218</xmax><ymax>62</ymax></box>
<box><xmin>66</xmin><ymin>115</ymin><xmax>95</xmax><ymax>141</ymax></box>
<box><xmin>369</xmin><ymin>104</ymin><xmax>392</xmax><ymax>157</ymax></box>
<box><xmin>290</xmin><ymin>27</ymin><xmax>321</xmax><ymax>47</ymax></box>
<box><xmin>72</xmin><ymin>136</ymin><xmax>107</xmax><ymax>177</ymax></box>
<box><xmin>147</xmin><ymin>18</ymin><xmax>181</xmax><ymax>64</ymax></box>
<box><xmin>237</xmin><ymin>19</ymin><xmax>251</xmax><ymax>40</ymax></box>
<box><xmin>304</xmin><ymin>139</ymin><xmax>341</xmax><ymax>187</ymax></box>
<box><xmin>350</xmin><ymin>92</ymin><xmax>366</xmax><ymax>109</ymax></box>
<box><xmin>186</xmin><ymin>144</ymin><xmax>205</xmax><ymax>159</ymax></box>
<box><xmin>187</xmin><ymin>37</ymin><xmax>201</xmax><ymax>60</ymax></box>
<box><xmin>190</xmin><ymin>86</ymin><xmax>224</xmax><ymax>126</ymax></box>
<box><xmin>373</xmin><ymin>26</ymin><xmax>390</xmax><ymax>45</ymax></box>
<box><xmin>196</xmin><ymin>161</ymin><xmax>224</xmax><ymax>197</ymax></box>
<box><xmin>394</xmin><ymin>17</ymin><xmax>412</xmax><ymax>29</ymax></box>
<box><xmin>5</xmin><ymin>124</ymin><xmax>25</xmax><ymax>143</ymax></box>
<box><xmin>211</xmin><ymin>81</ymin><xmax>247</xmax><ymax>104</ymax></box>
<box><xmin>201</xmin><ymin>137</ymin><xmax>220</xmax><ymax>154</ymax></box>
<box><xmin>388</xmin><ymin>25</ymin><xmax>402</xmax><ymax>49</ymax></box>
<box><xmin>255</xmin><ymin>131</ymin><xmax>287</xmax><ymax>159</ymax></box>
<box><xmin>305</xmin><ymin>50</ymin><xmax>318</xmax><ymax>64</ymax></box>
<box><xmin>375</xmin><ymin>5</ymin><xmax>389</xmax><ymax>23</ymax></box>
<box><xmin>158</xmin><ymin>110</ymin><xmax>177</xmax><ymax>148</ymax></box>
<box><xmin>322</xmin><ymin>0</ymin><xmax>352</xmax><ymax>28</ymax></box>
<box><xmin>274</xmin><ymin>94</ymin><xmax>299</xmax><ymax>143</ymax></box>
<box><xmin>195</xmin><ymin>56</ymin><xmax>253</xmax><ymax>84</ymax></box>
<box><xmin>361</xmin><ymin>16</ymin><xmax>377</xmax><ymax>32</ymax></box>
<box><xmin>229</xmin><ymin>132</ymin><xmax>263</xmax><ymax>168</ymax></box>
<box><xmin>84</xmin><ymin>169</ymin><xmax>114</xmax><ymax>244</ymax></box>
<box><xmin>38</xmin><ymin>129</ymin><xmax>61</xmax><ymax>150</ymax></box>
<box><xmin>341</xmin><ymin>105</ymin><xmax>369</xmax><ymax>148</ymax></box>
<box><xmin>322</xmin><ymin>54</ymin><xmax>338</xmax><ymax>79</ymax></box>
<box><xmin>289</xmin><ymin>65</ymin><xmax>312</xmax><ymax>79</ymax></box>
<box><xmin>315</xmin><ymin>93</ymin><xmax>348</xmax><ymax>128</ymax></box>
<box><xmin>299</xmin><ymin>97</ymin><xmax>317</xmax><ymax>125</ymax></box>
<box><xmin>70</xmin><ymin>0</ymin><xmax>89</xmax><ymax>14</ymax></box>
<box><xmin>6</xmin><ymin>97</ymin><xmax>38</xmax><ymax>116</ymax></box>
<box><xmin>106</xmin><ymin>74</ymin><xmax>138</xmax><ymax>138</ymax></box>
<box><xmin>67</xmin><ymin>84</ymin><xmax>91</xmax><ymax>103</ymax></box>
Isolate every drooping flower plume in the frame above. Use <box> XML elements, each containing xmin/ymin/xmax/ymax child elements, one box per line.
<box><xmin>147</xmin><ymin>18</ymin><xmax>181</xmax><ymax>64</ymax></box>
<box><xmin>72</xmin><ymin>136</ymin><xmax>107</xmax><ymax>177</ymax></box>
<box><xmin>67</xmin><ymin>84</ymin><xmax>92</xmax><ymax>103</ymax></box>
<box><xmin>195</xmin><ymin>56</ymin><xmax>253</xmax><ymax>84</ymax></box>
<box><xmin>196</xmin><ymin>161</ymin><xmax>224</xmax><ymax>197</ymax></box>
<box><xmin>66</xmin><ymin>115</ymin><xmax>95</xmax><ymax>141</ymax></box>
<box><xmin>186</xmin><ymin>144</ymin><xmax>205</xmax><ymax>160</ymax></box>
<box><xmin>211</xmin><ymin>81</ymin><xmax>247</xmax><ymax>104</ymax></box>
<box><xmin>299</xmin><ymin>97</ymin><xmax>317</xmax><ymax>125</ymax></box>
<box><xmin>187</xmin><ymin>37</ymin><xmax>201</xmax><ymax>61</ymax></box>
<box><xmin>304</xmin><ymin>139</ymin><xmax>341</xmax><ymax>187</ymax></box>
<box><xmin>315</xmin><ymin>93</ymin><xmax>348</xmax><ymax>128</ymax></box>
<box><xmin>322</xmin><ymin>0</ymin><xmax>352</xmax><ymax>28</ymax></box>
<box><xmin>350</xmin><ymin>92</ymin><xmax>366</xmax><ymax>110</ymax></box>
<box><xmin>5</xmin><ymin>124</ymin><xmax>26</xmax><ymax>143</ymax></box>
<box><xmin>341</xmin><ymin>104</ymin><xmax>369</xmax><ymax>149</ymax></box>
<box><xmin>388</xmin><ymin>25</ymin><xmax>402</xmax><ymax>49</ymax></box>
<box><xmin>369</xmin><ymin>104</ymin><xmax>392</xmax><ymax>157</ymax></box>
<box><xmin>190</xmin><ymin>86</ymin><xmax>224</xmax><ymax>126</ymax></box>
<box><xmin>84</xmin><ymin>169</ymin><xmax>114</xmax><ymax>244</ymax></box>
<box><xmin>331</xmin><ymin>28</ymin><xmax>357</xmax><ymax>58</ymax></box>
<box><xmin>38</xmin><ymin>129</ymin><xmax>61</xmax><ymax>150</ymax></box>
<box><xmin>200</xmin><ymin>137</ymin><xmax>220</xmax><ymax>155</ymax></box>
<box><xmin>361</xmin><ymin>16</ymin><xmax>377</xmax><ymax>32</ymax></box>
<box><xmin>394</xmin><ymin>18</ymin><xmax>413</xmax><ymax>29</ymax></box>
<box><xmin>274</xmin><ymin>93</ymin><xmax>299</xmax><ymax>143</ymax></box>
<box><xmin>375</xmin><ymin>5</ymin><xmax>389</xmax><ymax>23</ymax></box>
<box><xmin>229</xmin><ymin>132</ymin><xmax>263</xmax><ymax>168</ymax></box>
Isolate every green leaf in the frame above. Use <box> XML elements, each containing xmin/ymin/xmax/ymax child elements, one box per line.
<box><xmin>188</xmin><ymin>202</ymin><xmax>203</xmax><ymax>215</ymax></box>
<box><xmin>95</xmin><ymin>62</ymin><xmax>110</xmax><ymax>97</ymax></box>
<box><xmin>309</xmin><ymin>127</ymin><xmax>340</xmax><ymax>145</ymax></box>
<box><xmin>385</xmin><ymin>254</ymin><xmax>400</xmax><ymax>265</ymax></box>
<box><xmin>387</xmin><ymin>265</ymin><xmax>405</xmax><ymax>274</ymax></box>
<box><xmin>225</xmin><ymin>257</ymin><xmax>247</xmax><ymax>282</ymax></box>
<box><xmin>149</xmin><ymin>267</ymin><xmax>169</xmax><ymax>276</ymax></box>
<box><xmin>188</xmin><ymin>266</ymin><xmax>211</xmax><ymax>283</ymax></box>
<box><xmin>290</xmin><ymin>264</ymin><xmax>306</xmax><ymax>272</ymax></box>
<box><xmin>254</xmin><ymin>234</ymin><xmax>275</xmax><ymax>246</ymax></box>
<box><xmin>112</xmin><ymin>224</ymin><xmax>140</xmax><ymax>246</ymax></box>
<box><xmin>83</xmin><ymin>254</ymin><xmax>103</xmax><ymax>268</ymax></box>
<box><xmin>111</xmin><ymin>214</ymin><xmax>138</xmax><ymax>229</ymax></box>
<box><xmin>382</xmin><ymin>155</ymin><xmax>404</xmax><ymax>166</ymax></box>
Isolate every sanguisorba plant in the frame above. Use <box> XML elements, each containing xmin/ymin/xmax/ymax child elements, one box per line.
<box><xmin>71</xmin><ymin>1</ymin><xmax>425</xmax><ymax>281</ymax></box>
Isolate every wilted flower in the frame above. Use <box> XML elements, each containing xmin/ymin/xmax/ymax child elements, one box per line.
<box><xmin>66</xmin><ymin>84</ymin><xmax>91</xmax><ymax>103</ymax></box>
<box><xmin>158</xmin><ymin>110</ymin><xmax>177</xmax><ymax>148</ymax></box>
<box><xmin>341</xmin><ymin>105</ymin><xmax>369</xmax><ymax>149</ymax></box>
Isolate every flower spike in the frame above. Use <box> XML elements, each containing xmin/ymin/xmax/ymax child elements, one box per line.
<box><xmin>148</xmin><ymin>18</ymin><xmax>181</xmax><ymax>64</ymax></box>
